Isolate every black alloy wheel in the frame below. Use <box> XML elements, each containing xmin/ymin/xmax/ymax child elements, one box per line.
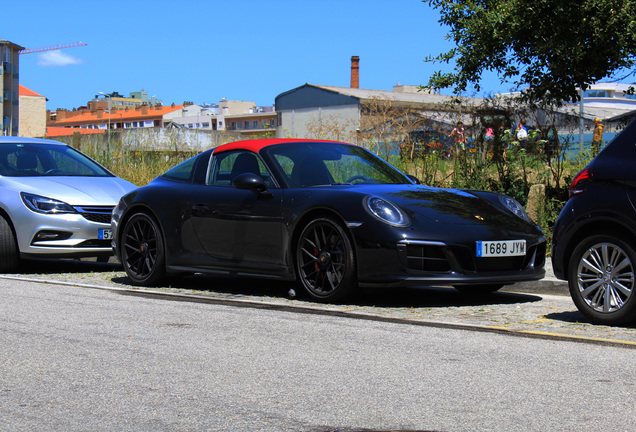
<box><xmin>568</xmin><ymin>234</ymin><xmax>636</xmax><ymax>326</ymax></box>
<box><xmin>296</xmin><ymin>217</ymin><xmax>356</xmax><ymax>302</ymax></box>
<box><xmin>0</xmin><ymin>215</ymin><xmax>18</xmax><ymax>272</ymax></box>
<box><xmin>121</xmin><ymin>212</ymin><xmax>166</xmax><ymax>286</ymax></box>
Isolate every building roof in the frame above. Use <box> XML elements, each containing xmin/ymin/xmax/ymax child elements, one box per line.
<box><xmin>281</xmin><ymin>83</ymin><xmax>481</xmax><ymax>105</ymax></box>
<box><xmin>0</xmin><ymin>39</ymin><xmax>24</xmax><ymax>50</ymax></box>
<box><xmin>53</xmin><ymin>104</ymin><xmax>184</xmax><ymax>126</ymax></box>
<box><xmin>313</xmin><ymin>84</ymin><xmax>482</xmax><ymax>105</ymax></box>
<box><xmin>19</xmin><ymin>85</ymin><xmax>44</xmax><ymax>98</ymax></box>
<box><xmin>45</xmin><ymin>127</ymin><xmax>105</xmax><ymax>137</ymax></box>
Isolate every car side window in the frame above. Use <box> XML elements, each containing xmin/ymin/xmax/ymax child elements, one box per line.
<box><xmin>162</xmin><ymin>155</ymin><xmax>197</xmax><ymax>182</ymax></box>
<box><xmin>208</xmin><ymin>150</ymin><xmax>274</xmax><ymax>188</ymax></box>
<box><xmin>273</xmin><ymin>154</ymin><xmax>294</xmax><ymax>178</ymax></box>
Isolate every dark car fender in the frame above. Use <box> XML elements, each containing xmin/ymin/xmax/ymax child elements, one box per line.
<box><xmin>552</xmin><ymin>189</ymin><xmax>636</xmax><ymax>280</ymax></box>
<box><xmin>282</xmin><ymin>188</ymin><xmax>407</xmax><ymax>275</ymax></box>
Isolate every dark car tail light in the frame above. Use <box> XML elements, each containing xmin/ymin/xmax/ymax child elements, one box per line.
<box><xmin>569</xmin><ymin>167</ymin><xmax>593</xmax><ymax>199</ymax></box>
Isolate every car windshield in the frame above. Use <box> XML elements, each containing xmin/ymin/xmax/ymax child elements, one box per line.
<box><xmin>264</xmin><ymin>142</ymin><xmax>412</xmax><ymax>187</ymax></box>
<box><xmin>0</xmin><ymin>143</ymin><xmax>112</xmax><ymax>177</ymax></box>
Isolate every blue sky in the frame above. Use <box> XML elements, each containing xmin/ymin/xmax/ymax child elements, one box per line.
<box><xmin>6</xmin><ymin>0</ymin><xmax>508</xmax><ymax>110</ymax></box>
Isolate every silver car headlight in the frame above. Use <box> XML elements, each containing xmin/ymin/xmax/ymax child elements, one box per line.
<box><xmin>499</xmin><ymin>195</ymin><xmax>532</xmax><ymax>223</ymax></box>
<box><xmin>21</xmin><ymin>192</ymin><xmax>77</xmax><ymax>215</ymax></box>
<box><xmin>364</xmin><ymin>195</ymin><xmax>410</xmax><ymax>227</ymax></box>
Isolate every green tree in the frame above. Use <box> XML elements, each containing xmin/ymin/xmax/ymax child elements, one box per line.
<box><xmin>424</xmin><ymin>0</ymin><xmax>636</xmax><ymax>103</ymax></box>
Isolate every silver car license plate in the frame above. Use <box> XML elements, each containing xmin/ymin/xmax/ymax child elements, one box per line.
<box><xmin>99</xmin><ymin>229</ymin><xmax>112</xmax><ymax>240</ymax></box>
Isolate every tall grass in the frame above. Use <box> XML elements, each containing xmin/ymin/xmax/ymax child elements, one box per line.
<box><xmin>89</xmin><ymin>149</ymin><xmax>196</xmax><ymax>186</ymax></box>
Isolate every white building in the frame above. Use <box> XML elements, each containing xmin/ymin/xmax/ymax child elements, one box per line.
<box><xmin>572</xmin><ymin>82</ymin><xmax>636</xmax><ymax>125</ymax></box>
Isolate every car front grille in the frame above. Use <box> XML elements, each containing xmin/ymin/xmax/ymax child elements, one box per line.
<box><xmin>77</xmin><ymin>239</ymin><xmax>112</xmax><ymax>247</ymax></box>
<box><xmin>74</xmin><ymin>206</ymin><xmax>114</xmax><ymax>224</ymax></box>
<box><xmin>400</xmin><ymin>240</ymin><xmax>546</xmax><ymax>274</ymax></box>
<box><xmin>403</xmin><ymin>242</ymin><xmax>451</xmax><ymax>272</ymax></box>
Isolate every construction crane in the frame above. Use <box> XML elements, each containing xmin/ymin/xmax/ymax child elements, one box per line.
<box><xmin>19</xmin><ymin>41</ymin><xmax>87</xmax><ymax>55</ymax></box>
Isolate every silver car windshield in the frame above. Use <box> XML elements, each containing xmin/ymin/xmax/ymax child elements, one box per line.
<box><xmin>0</xmin><ymin>143</ymin><xmax>112</xmax><ymax>177</ymax></box>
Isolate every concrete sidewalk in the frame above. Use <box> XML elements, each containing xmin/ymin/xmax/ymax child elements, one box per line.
<box><xmin>506</xmin><ymin>257</ymin><xmax>568</xmax><ymax>296</ymax></box>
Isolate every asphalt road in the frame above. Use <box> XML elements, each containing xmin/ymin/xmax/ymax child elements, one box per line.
<box><xmin>2</xmin><ymin>278</ymin><xmax>635</xmax><ymax>432</ymax></box>
<box><xmin>2</xmin><ymin>257</ymin><xmax>635</xmax><ymax>346</ymax></box>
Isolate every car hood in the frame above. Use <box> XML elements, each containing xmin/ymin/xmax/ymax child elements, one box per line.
<box><xmin>2</xmin><ymin>176</ymin><xmax>137</xmax><ymax>206</ymax></box>
<box><xmin>357</xmin><ymin>184</ymin><xmax>532</xmax><ymax>228</ymax></box>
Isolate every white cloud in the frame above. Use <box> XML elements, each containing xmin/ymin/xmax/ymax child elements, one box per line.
<box><xmin>37</xmin><ymin>51</ymin><xmax>83</xmax><ymax>67</ymax></box>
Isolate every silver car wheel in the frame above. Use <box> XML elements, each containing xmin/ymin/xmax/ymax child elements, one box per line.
<box><xmin>575</xmin><ymin>242</ymin><xmax>634</xmax><ymax>313</ymax></box>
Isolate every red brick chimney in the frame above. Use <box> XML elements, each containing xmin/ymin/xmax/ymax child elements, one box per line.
<box><xmin>56</xmin><ymin>109</ymin><xmax>69</xmax><ymax>121</ymax></box>
<box><xmin>351</xmin><ymin>56</ymin><xmax>360</xmax><ymax>89</ymax></box>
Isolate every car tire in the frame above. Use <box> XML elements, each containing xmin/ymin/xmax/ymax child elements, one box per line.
<box><xmin>121</xmin><ymin>212</ymin><xmax>166</xmax><ymax>286</ymax></box>
<box><xmin>0</xmin><ymin>215</ymin><xmax>19</xmax><ymax>273</ymax></box>
<box><xmin>568</xmin><ymin>234</ymin><xmax>636</xmax><ymax>326</ymax></box>
<box><xmin>296</xmin><ymin>217</ymin><xmax>357</xmax><ymax>302</ymax></box>
<box><xmin>453</xmin><ymin>284</ymin><xmax>504</xmax><ymax>294</ymax></box>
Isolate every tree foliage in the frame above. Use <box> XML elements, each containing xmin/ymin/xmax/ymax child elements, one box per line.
<box><xmin>424</xmin><ymin>0</ymin><xmax>636</xmax><ymax>103</ymax></box>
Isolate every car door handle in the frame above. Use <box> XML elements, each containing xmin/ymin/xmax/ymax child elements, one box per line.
<box><xmin>192</xmin><ymin>204</ymin><xmax>209</xmax><ymax>215</ymax></box>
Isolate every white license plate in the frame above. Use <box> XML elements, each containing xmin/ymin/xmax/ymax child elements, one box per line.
<box><xmin>99</xmin><ymin>229</ymin><xmax>112</xmax><ymax>240</ymax></box>
<box><xmin>476</xmin><ymin>240</ymin><xmax>526</xmax><ymax>257</ymax></box>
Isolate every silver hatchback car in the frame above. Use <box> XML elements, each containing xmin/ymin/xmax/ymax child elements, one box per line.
<box><xmin>0</xmin><ymin>137</ymin><xmax>136</xmax><ymax>271</ymax></box>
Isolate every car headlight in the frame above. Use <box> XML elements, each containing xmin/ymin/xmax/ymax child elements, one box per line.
<box><xmin>498</xmin><ymin>195</ymin><xmax>532</xmax><ymax>223</ymax></box>
<box><xmin>364</xmin><ymin>195</ymin><xmax>410</xmax><ymax>227</ymax></box>
<box><xmin>21</xmin><ymin>192</ymin><xmax>77</xmax><ymax>215</ymax></box>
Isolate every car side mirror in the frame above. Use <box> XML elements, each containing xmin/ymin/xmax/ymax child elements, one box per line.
<box><xmin>232</xmin><ymin>173</ymin><xmax>272</xmax><ymax>198</ymax></box>
<box><xmin>406</xmin><ymin>174</ymin><xmax>421</xmax><ymax>184</ymax></box>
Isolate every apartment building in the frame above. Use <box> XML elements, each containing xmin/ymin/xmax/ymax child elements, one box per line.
<box><xmin>49</xmin><ymin>103</ymin><xmax>184</xmax><ymax>134</ymax></box>
<box><xmin>0</xmin><ymin>39</ymin><xmax>23</xmax><ymax>136</ymax></box>
<box><xmin>168</xmin><ymin>100</ymin><xmax>276</xmax><ymax>136</ymax></box>
<box><xmin>18</xmin><ymin>84</ymin><xmax>46</xmax><ymax>137</ymax></box>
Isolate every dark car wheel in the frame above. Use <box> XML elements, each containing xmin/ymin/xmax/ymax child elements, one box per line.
<box><xmin>568</xmin><ymin>234</ymin><xmax>636</xmax><ymax>326</ymax></box>
<box><xmin>0</xmin><ymin>215</ymin><xmax>19</xmax><ymax>272</ymax></box>
<box><xmin>121</xmin><ymin>212</ymin><xmax>166</xmax><ymax>286</ymax></box>
<box><xmin>453</xmin><ymin>284</ymin><xmax>504</xmax><ymax>294</ymax></box>
<box><xmin>296</xmin><ymin>217</ymin><xmax>357</xmax><ymax>302</ymax></box>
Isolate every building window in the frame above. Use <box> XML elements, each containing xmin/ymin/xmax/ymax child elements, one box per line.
<box><xmin>584</xmin><ymin>90</ymin><xmax>608</xmax><ymax>98</ymax></box>
<box><xmin>244</xmin><ymin>121</ymin><xmax>250</xmax><ymax>129</ymax></box>
<box><xmin>253</xmin><ymin>120</ymin><xmax>258</xmax><ymax>129</ymax></box>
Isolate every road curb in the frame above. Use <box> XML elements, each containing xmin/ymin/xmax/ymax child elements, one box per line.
<box><xmin>3</xmin><ymin>274</ymin><xmax>634</xmax><ymax>350</ymax></box>
<box><xmin>506</xmin><ymin>277</ymin><xmax>568</xmax><ymax>296</ymax></box>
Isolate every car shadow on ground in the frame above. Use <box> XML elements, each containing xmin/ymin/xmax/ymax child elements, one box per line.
<box><xmin>544</xmin><ymin>311</ymin><xmax>636</xmax><ymax>329</ymax></box>
<box><xmin>111</xmin><ymin>272</ymin><xmax>543</xmax><ymax>309</ymax></box>
<box><xmin>17</xmin><ymin>257</ymin><xmax>122</xmax><ymax>274</ymax></box>
<box><xmin>16</xmin><ymin>258</ymin><xmax>543</xmax><ymax>309</ymax></box>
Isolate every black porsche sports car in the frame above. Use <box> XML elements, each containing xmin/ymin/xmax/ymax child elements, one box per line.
<box><xmin>112</xmin><ymin>139</ymin><xmax>546</xmax><ymax>302</ymax></box>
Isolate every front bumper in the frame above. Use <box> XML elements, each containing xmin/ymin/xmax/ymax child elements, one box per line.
<box><xmin>14</xmin><ymin>206</ymin><xmax>114</xmax><ymax>258</ymax></box>
<box><xmin>356</xmin><ymin>237</ymin><xmax>547</xmax><ymax>288</ymax></box>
